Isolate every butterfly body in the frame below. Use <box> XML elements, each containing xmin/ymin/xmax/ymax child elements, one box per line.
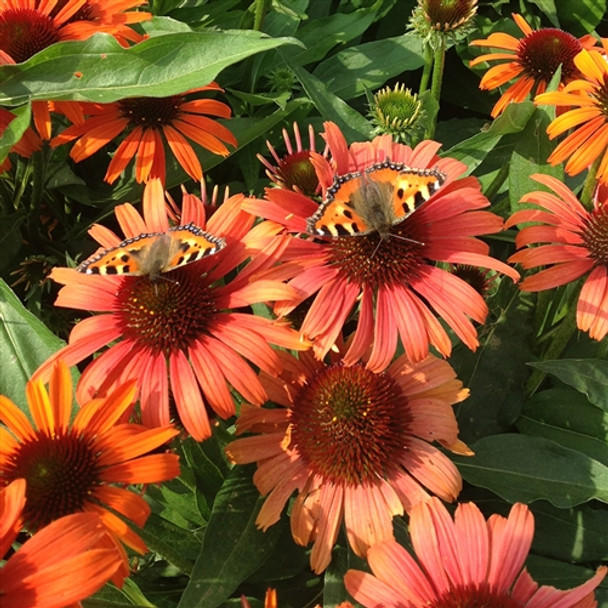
<box><xmin>306</xmin><ymin>161</ymin><xmax>446</xmax><ymax>238</ymax></box>
<box><xmin>77</xmin><ymin>222</ymin><xmax>225</xmax><ymax>280</ymax></box>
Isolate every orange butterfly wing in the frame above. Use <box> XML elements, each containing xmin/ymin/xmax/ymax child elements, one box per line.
<box><xmin>306</xmin><ymin>161</ymin><xmax>445</xmax><ymax>237</ymax></box>
<box><xmin>77</xmin><ymin>223</ymin><xmax>225</xmax><ymax>278</ymax></box>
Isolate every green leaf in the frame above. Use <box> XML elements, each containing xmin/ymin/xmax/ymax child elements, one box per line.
<box><xmin>528</xmin><ymin>359</ymin><xmax>608</xmax><ymax>411</ymax></box>
<box><xmin>0</xmin><ymin>103</ymin><xmax>31</xmax><ymax>166</ymax></box>
<box><xmin>455</xmin><ymin>434</ymin><xmax>608</xmax><ymax>507</ymax></box>
<box><xmin>556</xmin><ymin>0</ymin><xmax>606</xmax><ymax>35</ymax></box>
<box><xmin>283</xmin><ymin>53</ymin><xmax>373</xmax><ymax>141</ymax></box>
<box><xmin>0</xmin><ymin>279</ymin><xmax>65</xmax><ymax>410</ymax></box>
<box><xmin>446</xmin><ymin>101</ymin><xmax>535</xmax><ymax>174</ymax></box>
<box><xmin>313</xmin><ymin>34</ymin><xmax>425</xmax><ymax>100</ymax></box>
<box><xmin>517</xmin><ymin>388</ymin><xmax>608</xmax><ymax>467</ymax></box>
<box><xmin>177</xmin><ymin>465</ymin><xmax>281</xmax><ymax>608</ymax></box>
<box><xmin>296</xmin><ymin>8</ymin><xmax>378</xmax><ymax>67</ymax></box>
<box><xmin>530</xmin><ymin>502</ymin><xmax>608</xmax><ymax>562</ymax></box>
<box><xmin>0</xmin><ymin>31</ymin><xmax>303</xmax><ymax>105</ymax></box>
<box><xmin>508</xmin><ymin>106</ymin><xmax>563</xmax><ymax>210</ymax></box>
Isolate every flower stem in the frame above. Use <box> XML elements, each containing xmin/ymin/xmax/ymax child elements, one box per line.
<box><xmin>579</xmin><ymin>156</ymin><xmax>602</xmax><ymax>209</ymax></box>
<box><xmin>252</xmin><ymin>0</ymin><xmax>272</xmax><ymax>31</ymax></box>
<box><xmin>419</xmin><ymin>44</ymin><xmax>434</xmax><ymax>94</ymax></box>
<box><xmin>425</xmin><ymin>38</ymin><xmax>446</xmax><ymax>139</ymax></box>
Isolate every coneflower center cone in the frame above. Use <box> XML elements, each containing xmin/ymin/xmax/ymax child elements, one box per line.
<box><xmin>517</xmin><ymin>29</ymin><xmax>582</xmax><ymax>82</ymax></box>
<box><xmin>329</xmin><ymin>227</ymin><xmax>425</xmax><ymax>289</ymax></box>
<box><xmin>0</xmin><ymin>9</ymin><xmax>61</xmax><ymax>62</ymax></box>
<box><xmin>118</xmin><ymin>96</ymin><xmax>184</xmax><ymax>128</ymax></box>
<box><xmin>117</xmin><ymin>268</ymin><xmax>217</xmax><ymax>355</ymax></box>
<box><xmin>584</xmin><ymin>205</ymin><xmax>608</xmax><ymax>266</ymax></box>
<box><xmin>2</xmin><ymin>432</ymin><xmax>99</xmax><ymax>531</ymax></box>
<box><xmin>289</xmin><ymin>364</ymin><xmax>410</xmax><ymax>485</ymax></box>
<box><xmin>276</xmin><ymin>151</ymin><xmax>319</xmax><ymax>196</ymax></box>
<box><xmin>429</xmin><ymin>583</ymin><xmax>522</xmax><ymax>608</ymax></box>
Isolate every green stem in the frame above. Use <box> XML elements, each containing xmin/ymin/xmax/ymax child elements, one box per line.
<box><xmin>418</xmin><ymin>44</ymin><xmax>433</xmax><ymax>94</ymax></box>
<box><xmin>525</xmin><ymin>303</ymin><xmax>577</xmax><ymax>395</ymax></box>
<box><xmin>483</xmin><ymin>162</ymin><xmax>509</xmax><ymax>202</ymax></box>
<box><xmin>252</xmin><ymin>0</ymin><xmax>271</xmax><ymax>31</ymax></box>
<box><xmin>425</xmin><ymin>38</ymin><xmax>446</xmax><ymax>139</ymax></box>
<box><xmin>579</xmin><ymin>156</ymin><xmax>602</xmax><ymax>210</ymax></box>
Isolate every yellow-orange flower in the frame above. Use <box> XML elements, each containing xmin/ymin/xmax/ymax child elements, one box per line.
<box><xmin>536</xmin><ymin>38</ymin><xmax>608</xmax><ymax>186</ymax></box>
<box><xmin>469</xmin><ymin>13</ymin><xmax>597</xmax><ymax>118</ymax></box>
<box><xmin>0</xmin><ymin>479</ymin><xmax>129</xmax><ymax>608</ymax></box>
<box><xmin>0</xmin><ymin>360</ymin><xmax>180</xmax><ymax>553</ymax></box>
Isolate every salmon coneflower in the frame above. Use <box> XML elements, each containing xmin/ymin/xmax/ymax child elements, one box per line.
<box><xmin>244</xmin><ymin>121</ymin><xmax>519</xmax><ymax>369</ymax></box>
<box><xmin>506</xmin><ymin>173</ymin><xmax>608</xmax><ymax>341</ymax></box>
<box><xmin>469</xmin><ymin>13</ymin><xmax>597</xmax><ymax>118</ymax></box>
<box><xmin>0</xmin><ymin>360</ymin><xmax>180</xmax><ymax>553</ymax></box>
<box><xmin>51</xmin><ymin>84</ymin><xmax>237</xmax><ymax>184</ymax></box>
<box><xmin>535</xmin><ymin>39</ymin><xmax>608</xmax><ymax>186</ymax></box>
<box><xmin>225</xmin><ymin>346</ymin><xmax>471</xmax><ymax>573</ymax></box>
<box><xmin>0</xmin><ymin>480</ymin><xmax>130</xmax><ymax>608</ymax></box>
<box><xmin>344</xmin><ymin>498</ymin><xmax>607</xmax><ymax>608</ymax></box>
<box><xmin>34</xmin><ymin>179</ymin><xmax>305</xmax><ymax>441</ymax></box>
<box><xmin>0</xmin><ymin>0</ymin><xmax>151</xmax><ymax>138</ymax></box>
<box><xmin>257</xmin><ymin>122</ymin><xmax>327</xmax><ymax>197</ymax></box>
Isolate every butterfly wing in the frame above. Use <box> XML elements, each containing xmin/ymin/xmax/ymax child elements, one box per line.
<box><xmin>77</xmin><ymin>233</ymin><xmax>166</xmax><ymax>276</ymax></box>
<box><xmin>306</xmin><ymin>172</ymin><xmax>373</xmax><ymax>237</ymax></box>
<box><xmin>163</xmin><ymin>223</ymin><xmax>226</xmax><ymax>271</ymax></box>
<box><xmin>306</xmin><ymin>163</ymin><xmax>446</xmax><ymax>238</ymax></box>
<box><xmin>391</xmin><ymin>168</ymin><xmax>445</xmax><ymax>223</ymax></box>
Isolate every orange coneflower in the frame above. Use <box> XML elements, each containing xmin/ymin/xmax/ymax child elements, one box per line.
<box><xmin>469</xmin><ymin>13</ymin><xmax>597</xmax><ymax>118</ymax></box>
<box><xmin>0</xmin><ymin>0</ymin><xmax>149</xmax><ymax>62</ymax></box>
<box><xmin>535</xmin><ymin>39</ymin><xmax>608</xmax><ymax>186</ymax></box>
<box><xmin>245</xmin><ymin>121</ymin><xmax>519</xmax><ymax>369</ymax></box>
<box><xmin>0</xmin><ymin>360</ymin><xmax>180</xmax><ymax>553</ymax></box>
<box><xmin>51</xmin><ymin>84</ymin><xmax>237</xmax><ymax>184</ymax></box>
<box><xmin>0</xmin><ymin>0</ymin><xmax>150</xmax><ymax>138</ymax></box>
<box><xmin>34</xmin><ymin>179</ymin><xmax>304</xmax><ymax>441</ymax></box>
<box><xmin>0</xmin><ymin>480</ymin><xmax>129</xmax><ymax>608</ymax></box>
<box><xmin>344</xmin><ymin>498</ymin><xmax>606</xmax><ymax>608</ymax></box>
<box><xmin>226</xmin><ymin>346</ymin><xmax>470</xmax><ymax>573</ymax></box>
<box><xmin>506</xmin><ymin>173</ymin><xmax>608</xmax><ymax>341</ymax></box>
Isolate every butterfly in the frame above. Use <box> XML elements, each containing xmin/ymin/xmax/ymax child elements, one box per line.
<box><xmin>306</xmin><ymin>161</ymin><xmax>446</xmax><ymax>238</ymax></box>
<box><xmin>77</xmin><ymin>222</ymin><xmax>226</xmax><ymax>280</ymax></box>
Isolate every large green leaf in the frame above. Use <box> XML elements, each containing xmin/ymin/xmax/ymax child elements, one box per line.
<box><xmin>313</xmin><ymin>34</ymin><xmax>425</xmax><ymax>100</ymax></box>
<box><xmin>517</xmin><ymin>388</ymin><xmax>608</xmax><ymax>467</ymax></box>
<box><xmin>284</xmin><ymin>54</ymin><xmax>373</xmax><ymax>141</ymax></box>
<box><xmin>0</xmin><ymin>279</ymin><xmax>65</xmax><ymax>410</ymax></box>
<box><xmin>177</xmin><ymin>465</ymin><xmax>281</xmax><ymax>608</ymax></box>
<box><xmin>446</xmin><ymin>101</ymin><xmax>535</xmax><ymax>175</ymax></box>
<box><xmin>455</xmin><ymin>434</ymin><xmax>608</xmax><ymax>507</ymax></box>
<box><xmin>528</xmin><ymin>359</ymin><xmax>608</xmax><ymax>412</ymax></box>
<box><xmin>0</xmin><ymin>31</ymin><xmax>303</xmax><ymax>105</ymax></box>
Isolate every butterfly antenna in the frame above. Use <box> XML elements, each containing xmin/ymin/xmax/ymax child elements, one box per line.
<box><xmin>391</xmin><ymin>233</ymin><xmax>425</xmax><ymax>246</ymax></box>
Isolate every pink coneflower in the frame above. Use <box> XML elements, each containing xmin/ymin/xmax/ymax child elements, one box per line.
<box><xmin>226</xmin><ymin>346</ymin><xmax>470</xmax><ymax>573</ymax></box>
<box><xmin>257</xmin><ymin>122</ymin><xmax>327</xmax><ymax>196</ymax></box>
<box><xmin>344</xmin><ymin>497</ymin><xmax>606</xmax><ymax>608</ymax></box>
<box><xmin>34</xmin><ymin>179</ymin><xmax>305</xmax><ymax>441</ymax></box>
<box><xmin>0</xmin><ymin>480</ymin><xmax>129</xmax><ymax>608</ymax></box>
<box><xmin>506</xmin><ymin>173</ymin><xmax>608</xmax><ymax>340</ymax></box>
<box><xmin>245</xmin><ymin>121</ymin><xmax>519</xmax><ymax>370</ymax></box>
